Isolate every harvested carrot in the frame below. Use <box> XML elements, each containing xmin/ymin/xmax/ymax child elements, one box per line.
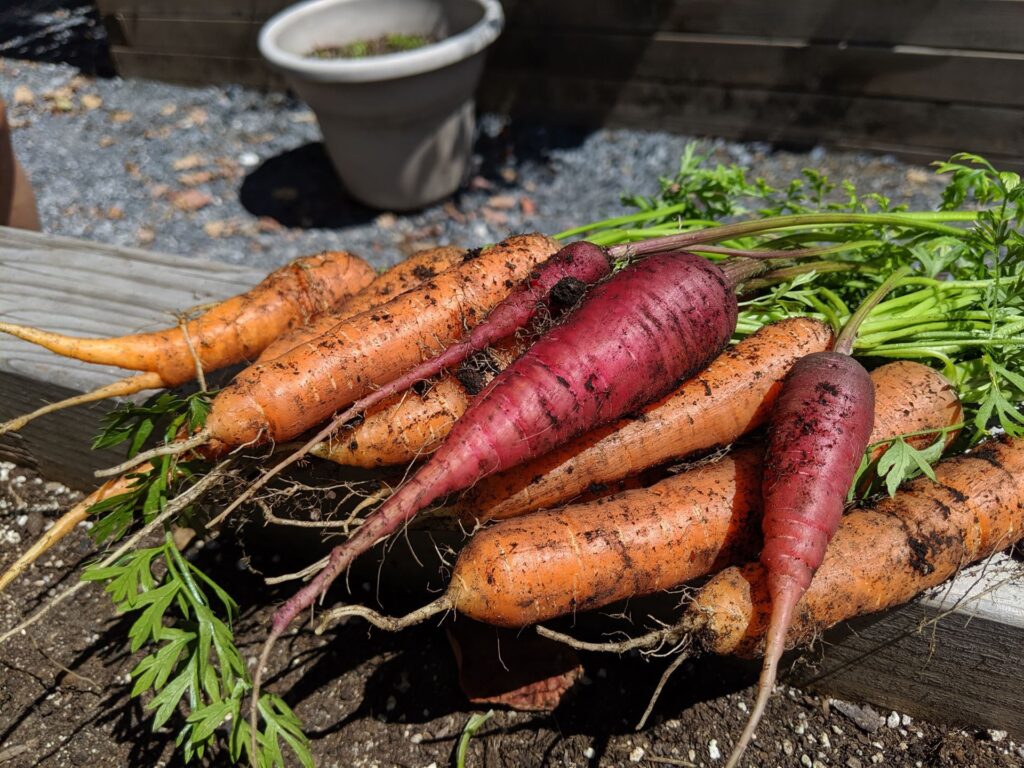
<box><xmin>257</xmin><ymin>245</ymin><xmax>466</xmax><ymax>362</ymax></box>
<box><xmin>692</xmin><ymin>435</ymin><xmax>1024</xmax><ymax>658</ymax></box>
<box><xmin>0</xmin><ymin>251</ymin><xmax>375</xmax><ymax>434</ymax></box>
<box><xmin>315</xmin><ymin>360</ymin><xmax>962</xmax><ymax>631</ymax></box>
<box><xmin>726</xmin><ymin>270</ymin><xmax>907</xmax><ymax>767</ymax></box>
<box><xmin>201</xmin><ymin>234</ymin><xmax>559</xmax><ymax>450</ymax></box>
<box><xmin>454</xmin><ymin>317</ymin><xmax>833</xmax><ymax>523</ymax></box>
<box><xmin>0</xmin><ymin>250</ymin><xmax>373</xmax><ymax>383</ymax></box>
<box><xmin>311</xmin><ymin>336</ymin><xmax>529</xmax><ymax>467</ymax></box>
<box><xmin>0</xmin><ymin>466</ymin><xmax>148</xmax><ymax>593</ymax></box>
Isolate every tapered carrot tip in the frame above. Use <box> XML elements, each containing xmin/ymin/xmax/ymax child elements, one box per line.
<box><xmin>724</xmin><ymin>578</ymin><xmax>800</xmax><ymax>768</ymax></box>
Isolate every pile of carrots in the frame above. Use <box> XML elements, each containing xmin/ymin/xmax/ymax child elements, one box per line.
<box><xmin>1</xmin><ymin>169</ymin><xmax>1022</xmax><ymax>768</ymax></box>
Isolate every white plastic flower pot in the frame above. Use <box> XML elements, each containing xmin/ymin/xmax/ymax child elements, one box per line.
<box><xmin>259</xmin><ymin>0</ymin><xmax>504</xmax><ymax>210</ymax></box>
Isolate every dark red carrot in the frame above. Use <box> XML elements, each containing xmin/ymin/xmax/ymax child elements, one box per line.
<box><xmin>212</xmin><ymin>241</ymin><xmax>612</xmax><ymax>524</ymax></box>
<box><xmin>725</xmin><ymin>269</ymin><xmax>909</xmax><ymax>768</ymax></box>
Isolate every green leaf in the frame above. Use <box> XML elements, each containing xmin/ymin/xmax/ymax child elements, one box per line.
<box><xmin>186</xmin><ymin>699</ymin><xmax>233</xmax><ymax>743</ymax></box>
<box><xmin>128</xmin><ymin>581</ymin><xmax>180</xmax><ymax>652</ymax></box>
<box><xmin>148</xmin><ymin>659</ymin><xmax>195</xmax><ymax>730</ymax></box>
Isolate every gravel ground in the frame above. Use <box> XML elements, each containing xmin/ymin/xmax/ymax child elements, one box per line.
<box><xmin>0</xmin><ymin>58</ymin><xmax>948</xmax><ymax>273</ymax></box>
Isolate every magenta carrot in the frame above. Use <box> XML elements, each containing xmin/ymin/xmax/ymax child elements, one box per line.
<box><xmin>212</xmin><ymin>241</ymin><xmax>613</xmax><ymax>524</ymax></box>
<box><xmin>725</xmin><ymin>268</ymin><xmax>910</xmax><ymax>768</ymax></box>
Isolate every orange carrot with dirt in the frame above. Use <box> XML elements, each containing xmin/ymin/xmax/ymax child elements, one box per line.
<box><xmin>313</xmin><ymin>359</ymin><xmax>962</xmax><ymax>631</ymax></box>
<box><xmin>311</xmin><ymin>335</ymin><xmax>529</xmax><ymax>467</ymax></box>
<box><xmin>190</xmin><ymin>234</ymin><xmax>560</xmax><ymax>453</ymax></box>
<box><xmin>0</xmin><ymin>250</ymin><xmax>375</xmax><ymax>434</ymax></box>
<box><xmin>257</xmin><ymin>245</ymin><xmax>466</xmax><ymax>362</ymax></box>
<box><xmin>543</xmin><ymin>434</ymin><xmax>1024</xmax><ymax>660</ymax></box>
<box><xmin>453</xmin><ymin>317</ymin><xmax>834</xmax><ymax>523</ymax></box>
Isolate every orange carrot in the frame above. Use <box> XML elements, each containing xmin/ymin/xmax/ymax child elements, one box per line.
<box><xmin>310</xmin><ymin>335</ymin><xmax>528</xmax><ymax>467</ymax></box>
<box><xmin>202</xmin><ymin>234</ymin><xmax>558</xmax><ymax>450</ymax></box>
<box><xmin>316</xmin><ymin>360</ymin><xmax>962</xmax><ymax>632</ymax></box>
<box><xmin>688</xmin><ymin>435</ymin><xmax>1024</xmax><ymax>659</ymax></box>
<box><xmin>258</xmin><ymin>245</ymin><xmax>466</xmax><ymax>362</ymax></box>
<box><xmin>0</xmin><ymin>251</ymin><xmax>375</xmax><ymax>434</ymax></box>
<box><xmin>0</xmin><ymin>250</ymin><xmax>374</xmax><ymax>384</ymax></box>
<box><xmin>453</xmin><ymin>317</ymin><xmax>833</xmax><ymax>524</ymax></box>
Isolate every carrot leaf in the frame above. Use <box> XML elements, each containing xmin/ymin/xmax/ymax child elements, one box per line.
<box><xmin>83</xmin><ymin>534</ymin><xmax>312</xmax><ymax>768</ymax></box>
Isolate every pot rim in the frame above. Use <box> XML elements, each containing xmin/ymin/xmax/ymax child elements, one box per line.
<box><xmin>259</xmin><ymin>0</ymin><xmax>504</xmax><ymax>83</ymax></box>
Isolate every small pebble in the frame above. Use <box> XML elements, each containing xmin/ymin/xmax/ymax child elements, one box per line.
<box><xmin>629</xmin><ymin>746</ymin><xmax>645</xmax><ymax>762</ymax></box>
<box><xmin>870</xmin><ymin>753</ymin><xmax>885</xmax><ymax>764</ymax></box>
<box><xmin>782</xmin><ymin>740</ymin><xmax>794</xmax><ymax>757</ymax></box>
<box><xmin>820</xmin><ymin>733</ymin><xmax>831</xmax><ymax>749</ymax></box>
<box><xmin>238</xmin><ymin>151</ymin><xmax>260</xmax><ymax>167</ymax></box>
<box><xmin>989</xmin><ymin>729</ymin><xmax>1008</xmax><ymax>742</ymax></box>
<box><xmin>707</xmin><ymin>741</ymin><xmax>720</xmax><ymax>761</ymax></box>
<box><xmin>886</xmin><ymin>712</ymin><xmax>900</xmax><ymax>729</ymax></box>
<box><xmin>583</xmin><ymin>747</ymin><xmax>595</xmax><ymax>759</ymax></box>
<box><xmin>800</xmin><ymin>754</ymin><xmax>812</xmax><ymax>767</ymax></box>
<box><xmin>410</xmin><ymin>733</ymin><xmax>423</xmax><ymax>744</ymax></box>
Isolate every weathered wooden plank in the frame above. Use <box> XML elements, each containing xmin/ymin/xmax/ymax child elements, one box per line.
<box><xmin>103</xmin><ymin>16</ymin><xmax>262</xmax><ymax>57</ymax></box>
<box><xmin>490</xmin><ymin>31</ymin><xmax>1024</xmax><ymax>109</ymax></box>
<box><xmin>95</xmin><ymin>0</ymin><xmax>290</xmax><ymax>21</ymax></box>
<box><xmin>0</xmin><ymin>227</ymin><xmax>263</xmax><ymax>489</ymax></box>
<box><xmin>792</xmin><ymin>553</ymin><xmax>1024</xmax><ymax>739</ymax></box>
<box><xmin>479</xmin><ymin>73</ymin><xmax>1024</xmax><ymax>166</ymax></box>
<box><xmin>106</xmin><ymin>48</ymin><xmax>284</xmax><ymax>90</ymax></box>
<box><xmin>501</xmin><ymin>0</ymin><xmax>1024</xmax><ymax>54</ymax></box>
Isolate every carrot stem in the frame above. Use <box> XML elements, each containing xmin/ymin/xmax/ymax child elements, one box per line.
<box><xmin>94</xmin><ymin>429</ymin><xmax>209</xmax><ymax>478</ymax></box>
<box><xmin>834</xmin><ymin>266</ymin><xmax>912</xmax><ymax>355</ymax></box>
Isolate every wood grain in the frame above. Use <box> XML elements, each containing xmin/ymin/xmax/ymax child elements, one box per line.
<box><xmin>479</xmin><ymin>73</ymin><xmax>1024</xmax><ymax>167</ymax></box>
<box><xmin>791</xmin><ymin>553</ymin><xmax>1024</xmax><ymax>739</ymax></box>
<box><xmin>489</xmin><ymin>31</ymin><xmax>1024</xmax><ymax>109</ymax></box>
<box><xmin>501</xmin><ymin>0</ymin><xmax>1024</xmax><ymax>54</ymax></box>
<box><xmin>0</xmin><ymin>226</ymin><xmax>262</xmax><ymax>488</ymax></box>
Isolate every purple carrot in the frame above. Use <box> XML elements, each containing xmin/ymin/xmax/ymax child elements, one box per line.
<box><xmin>213</xmin><ymin>241</ymin><xmax>613</xmax><ymax>527</ymax></box>
<box><xmin>725</xmin><ymin>268</ymin><xmax>910</xmax><ymax>768</ymax></box>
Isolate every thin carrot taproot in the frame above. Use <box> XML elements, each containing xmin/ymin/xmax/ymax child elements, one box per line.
<box><xmin>314</xmin><ymin>359</ymin><xmax>962</xmax><ymax>631</ymax></box>
<box><xmin>0</xmin><ymin>465</ymin><xmax>150</xmax><ymax>593</ymax></box>
<box><xmin>453</xmin><ymin>317</ymin><xmax>834</xmax><ymax>523</ymax></box>
<box><xmin>0</xmin><ymin>250</ymin><xmax>376</xmax><ymax>434</ymax></box>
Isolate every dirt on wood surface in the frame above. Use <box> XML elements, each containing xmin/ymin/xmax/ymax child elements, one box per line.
<box><xmin>0</xmin><ymin>462</ymin><xmax>1021</xmax><ymax>768</ymax></box>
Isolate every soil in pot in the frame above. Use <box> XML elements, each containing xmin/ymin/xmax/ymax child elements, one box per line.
<box><xmin>307</xmin><ymin>33</ymin><xmax>438</xmax><ymax>59</ymax></box>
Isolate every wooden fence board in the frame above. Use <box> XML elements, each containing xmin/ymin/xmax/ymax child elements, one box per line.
<box><xmin>104</xmin><ymin>16</ymin><xmax>262</xmax><ymax>57</ymax></box>
<box><xmin>107</xmin><ymin>48</ymin><xmax>283</xmax><ymax>89</ymax></box>
<box><xmin>501</xmin><ymin>0</ymin><xmax>1024</xmax><ymax>54</ymax></box>
<box><xmin>96</xmin><ymin>0</ymin><xmax>290</xmax><ymax>21</ymax></box>
<box><xmin>480</xmin><ymin>73</ymin><xmax>1024</xmax><ymax>165</ymax></box>
<box><xmin>490</xmin><ymin>31</ymin><xmax>1024</xmax><ymax>109</ymax></box>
